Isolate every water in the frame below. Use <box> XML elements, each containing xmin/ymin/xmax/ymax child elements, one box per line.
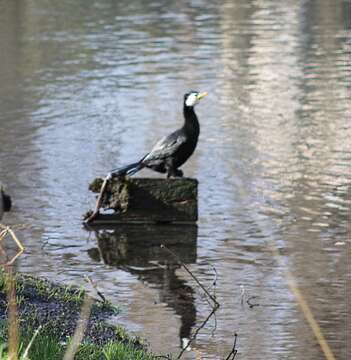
<box><xmin>1</xmin><ymin>0</ymin><xmax>351</xmax><ymax>358</ymax></box>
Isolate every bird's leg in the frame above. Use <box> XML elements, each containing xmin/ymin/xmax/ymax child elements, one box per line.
<box><xmin>166</xmin><ymin>169</ymin><xmax>172</xmax><ymax>178</ymax></box>
<box><xmin>166</xmin><ymin>161</ymin><xmax>174</xmax><ymax>178</ymax></box>
<box><xmin>166</xmin><ymin>161</ymin><xmax>183</xmax><ymax>178</ymax></box>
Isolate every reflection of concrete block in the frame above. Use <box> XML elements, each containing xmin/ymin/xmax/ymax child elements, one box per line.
<box><xmin>91</xmin><ymin>224</ymin><xmax>197</xmax><ymax>267</ymax></box>
<box><xmin>88</xmin><ymin>177</ymin><xmax>198</xmax><ymax>224</ymax></box>
<box><xmin>86</xmin><ymin>224</ymin><xmax>198</xmax><ymax>342</ymax></box>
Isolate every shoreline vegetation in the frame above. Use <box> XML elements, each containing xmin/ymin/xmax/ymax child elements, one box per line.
<box><xmin>0</xmin><ymin>270</ymin><xmax>155</xmax><ymax>359</ymax></box>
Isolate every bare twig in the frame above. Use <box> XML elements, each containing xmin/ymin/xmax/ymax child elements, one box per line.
<box><xmin>247</xmin><ymin>296</ymin><xmax>260</xmax><ymax>308</ymax></box>
<box><xmin>85</xmin><ymin>174</ymin><xmax>111</xmax><ymax>223</ymax></box>
<box><xmin>206</xmin><ymin>263</ymin><xmax>218</xmax><ymax>300</ymax></box>
<box><xmin>177</xmin><ymin>307</ymin><xmax>218</xmax><ymax>359</ymax></box>
<box><xmin>224</xmin><ymin>333</ymin><xmax>238</xmax><ymax>360</ymax></box>
<box><xmin>240</xmin><ymin>285</ymin><xmax>245</xmax><ymax>306</ymax></box>
<box><xmin>161</xmin><ymin>245</ymin><xmax>220</xmax><ymax>308</ymax></box>
<box><xmin>210</xmin><ymin>312</ymin><xmax>218</xmax><ymax>337</ymax></box>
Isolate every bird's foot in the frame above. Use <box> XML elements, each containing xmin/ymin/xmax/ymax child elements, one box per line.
<box><xmin>175</xmin><ymin>169</ymin><xmax>183</xmax><ymax>177</ymax></box>
<box><xmin>167</xmin><ymin>169</ymin><xmax>183</xmax><ymax>178</ymax></box>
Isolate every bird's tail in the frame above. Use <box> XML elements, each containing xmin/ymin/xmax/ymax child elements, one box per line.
<box><xmin>110</xmin><ymin>161</ymin><xmax>144</xmax><ymax>177</ymax></box>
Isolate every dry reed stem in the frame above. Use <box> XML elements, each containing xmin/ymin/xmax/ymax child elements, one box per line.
<box><xmin>22</xmin><ymin>326</ymin><xmax>42</xmax><ymax>359</ymax></box>
<box><xmin>84</xmin><ymin>275</ymin><xmax>107</xmax><ymax>303</ymax></box>
<box><xmin>5</xmin><ymin>266</ymin><xmax>19</xmax><ymax>360</ymax></box>
<box><xmin>269</xmin><ymin>242</ymin><xmax>336</xmax><ymax>360</ymax></box>
<box><xmin>0</xmin><ymin>224</ymin><xmax>24</xmax><ymax>266</ymax></box>
<box><xmin>63</xmin><ymin>295</ymin><xmax>94</xmax><ymax>360</ymax></box>
<box><xmin>0</xmin><ymin>225</ymin><xmax>24</xmax><ymax>359</ymax></box>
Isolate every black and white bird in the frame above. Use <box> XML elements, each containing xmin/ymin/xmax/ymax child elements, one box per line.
<box><xmin>0</xmin><ymin>183</ymin><xmax>12</xmax><ymax>220</ymax></box>
<box><xmin>111</xmin><ymin>90</ymin><xmax>207</xmax><ymax>178</ymax></box>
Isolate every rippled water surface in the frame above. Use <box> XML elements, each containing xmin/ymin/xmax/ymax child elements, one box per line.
<box><xmin>1</xmin><ymin>0</ymin><xmax>351</xmax><ymax>359</ymax></box>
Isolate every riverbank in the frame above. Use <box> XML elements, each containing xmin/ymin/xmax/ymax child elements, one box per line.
<box><xmin>0</xmin><ymin>270</ymin><xmax>155</xmax><ymax>359</ymax></box>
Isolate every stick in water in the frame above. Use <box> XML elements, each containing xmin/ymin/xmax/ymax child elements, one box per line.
<box><xmin>85</xmin><ymin>174</ymin><xmax>111</xmax><ymax>223</ymax></box>
<box><xmin>161</xmin><ymin>244</ymin><xmax>220</xmax><ymax>308</ymax></box>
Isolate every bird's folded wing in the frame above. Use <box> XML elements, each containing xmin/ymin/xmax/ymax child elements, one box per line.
<box><xmin>143</xmin><ymin>133</ymin><xmax>186</xmax><ymax>162</ymax></box>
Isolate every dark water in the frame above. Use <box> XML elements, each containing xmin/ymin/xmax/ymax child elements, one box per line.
<box><xmin>1</xmin><ymin>0</ymin><xmax>351</xmax><ymax>358</ymax></box>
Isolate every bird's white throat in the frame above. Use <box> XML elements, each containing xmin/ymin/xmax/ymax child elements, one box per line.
<box><xmin>185</xmin><ymin>93</ymin><xmax>198</xmax><ymax>107</ymax></box>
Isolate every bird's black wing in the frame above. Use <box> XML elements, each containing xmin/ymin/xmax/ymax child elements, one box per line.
<box><xmin>142</xmin><ymin>130</ymin><xmax>186</xmax><ymax>164</ymax></box>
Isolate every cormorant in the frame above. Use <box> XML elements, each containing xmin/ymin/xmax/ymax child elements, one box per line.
<box><xmin>111</xmin><ymin>90</ymin><xmax>207</xmax><ymax>178</ymax></box>
<box><xmin>0</xmin><ymin>184</ymin><xmax>12</xmax><ymax>220</ymax></box>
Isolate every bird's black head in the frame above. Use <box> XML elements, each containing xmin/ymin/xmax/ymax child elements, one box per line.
<box><xmin>184</xmin><ymin>90</ymin><xmax>208</xmax><ymax>108</ymax></box>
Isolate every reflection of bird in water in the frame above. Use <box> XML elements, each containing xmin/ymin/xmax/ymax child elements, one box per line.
<box><xmin>159</xmin><ymin>266</ymin><xmax>196</xmax><ymax>342</ymax></box>
<box><xmin>87</xmin><ymin>225</ymin><xmax>198</xmax><ymax>342</ymax></box>
<box><xmin>0</xmin><ymin>184</ymin><xmax>12</xmax><ymax>220</ymax></box>
<box><xmin>111</xmin><ymin>91</ymin><xmax>207</xmax><ymax>178</ymax></box>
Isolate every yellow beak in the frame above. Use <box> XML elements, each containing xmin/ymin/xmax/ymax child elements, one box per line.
<box><xmin>197</xmin><ymin>92</ymin><xmax>208</xmax><ymax>100</ymax></box>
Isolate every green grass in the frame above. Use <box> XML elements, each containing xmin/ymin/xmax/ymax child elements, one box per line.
<box><xmin>0</xmin><ymin>270</ymin><xmax>85</xmax><ymax>305</ymax></box>
<box><xmin>0</xmin><ymin>270</ymin><xmax>158</xmax><ymax>359</ymax></box>
<box><xmin>0</xmin><ymin>326</ymin><xmax>155</xmax><ymax>360</ymax></box>
<box><xmin>0</xmin><ymin>269</ymin><xmax>119</xmax><ymax>314</ymax></box>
